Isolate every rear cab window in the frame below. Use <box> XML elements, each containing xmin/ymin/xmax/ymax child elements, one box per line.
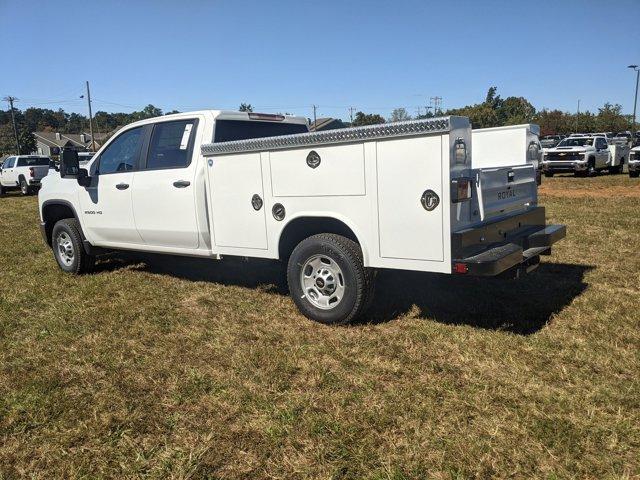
<box><xmin>16</xmin><ymin>157</ymin><xmax>49</xmax><ymax>167</ymax></box>
<box><xmin>214</xmin><ymin>119</ymin><xmax>308</xmax><ymax>143</ymax></box>
<box><xmin>144</xmin><ymin>119</ymin><xmax>198</xmax><ymax>170</ymax></box>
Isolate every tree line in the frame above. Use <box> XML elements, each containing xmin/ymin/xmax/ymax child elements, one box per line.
<box><xmin>1</xmin><ymin>88</ymin><xmax>634</xmax><ymax>155</ymax></box>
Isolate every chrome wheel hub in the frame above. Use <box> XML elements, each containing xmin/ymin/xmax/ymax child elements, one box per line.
<box><xmin>56</xmin><ymin>232</ymin><xmax>74</xmax><ymax>266</ymax></box>
<box><xmin>300</xmin><ymin>254</ymin><xmax>345</xmax><ymax>310</ymax></box>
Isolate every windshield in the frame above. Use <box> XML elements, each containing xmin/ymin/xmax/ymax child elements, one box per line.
<box><xmin>558</xmin><ymin>138</ymin><xmax>594</xmax><ymax>147</ymax></box>
<box><xmin>214</xmin><ymin>120</ymin><xmax>309</xmax><ymax>142</ymax></box>
<box><xmin>16</xmin><ymin>157</ymin><xmax>50</xmax><ymax>167</ymax></box>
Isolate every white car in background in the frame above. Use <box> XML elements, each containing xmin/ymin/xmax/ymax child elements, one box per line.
<box><xmin>0</xmin><ymin>155</ymin><xmax>51</xmax><ymax>196</ymax></box>
<box><xmin>541</xmin><ymin>135</ymin><xmax>611</xmax><ymax>177</ymax></box>
<box><xmin>629</xmin><ymin>146</ymin><xmax>640</xmax><ymax>178</ymax></box>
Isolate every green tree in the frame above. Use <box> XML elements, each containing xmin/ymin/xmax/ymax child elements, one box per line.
<box><xmin>595</xmin><ymin>103</ymin><xmax>628</xmax><ymax>132</ymax></box>
<box><xmin>239</xmin><ymin>103</ymin><xmax>253</xmax><ymax>112</ymax></box>
<box><xmin>388</xmin><ymin>108</ymin><xmax>411</xmax><ymax>123</ymax></box>
<box><xmin>498</xmin><ymin>96</ymin><xmax>536</xmax><ymax>125</ymax></box>
<box><xmin>352</xmin><ymin>111</ymin><xmax>385</xmax><ymax>126</ymax></box>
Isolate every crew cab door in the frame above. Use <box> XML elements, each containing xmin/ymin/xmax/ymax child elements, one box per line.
<box><xmin>130</xmin><ymin>118</ymin><xmax>200</xmax><ymax>249</ymax></box>
<box><xmin>1</xmin><ymin>157</ymin><xmax>16</xmax><ymax>186</ymax></box>
<box><xmin>595</xmin><ymin>138</ymin><xmax>609</xmax><ymax>167</ymax></box>
<box><xmin>78</xmin><ymin>127</ymin><xmax>145</xmax><ymax>245</ymax></box>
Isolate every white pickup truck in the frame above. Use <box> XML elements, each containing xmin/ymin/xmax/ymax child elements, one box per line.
<box><xmin>629</xmin><ymin>146</ymin><xmax>640</xmax><ymax>177</ymax></box>
<box><xmin>541</xmin><ymin>135</ymin><xmax>613</xmax><ymax>177</ymax></box>
<box><xmin>0</xmin><ymin>155</ymin><xmax>50</xmax><ymax>196</ymax></box>
<box><xmin>38</xmin><ymin>111</ymin><xmax>565</xmax><ymax>324</ymax></box>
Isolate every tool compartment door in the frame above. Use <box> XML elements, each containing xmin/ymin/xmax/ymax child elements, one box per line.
<box><xmin>376</xmin><ymin>135</ymin><xmax>444</xmax><ymax>261</ymax></box>
<box><xmin>208</xmin><ymin>153</ymin><xmax>268</xmax><ymax>250</ymax></box>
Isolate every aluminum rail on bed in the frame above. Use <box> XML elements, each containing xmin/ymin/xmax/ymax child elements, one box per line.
<box><xmin>201</xmin><ymin>116</ymin><xmax>468</xmax><ymax>156</ymax></box>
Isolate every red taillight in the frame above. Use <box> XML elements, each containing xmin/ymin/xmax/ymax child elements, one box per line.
<box><xmin>248</xmin><ymin>113</ymin><xmax>285</xmax><ymax>121</ymax></box>
<box><xmin>451</xmin><ymin>177</ymin><xmax>472</xmax><ymax>203</ymax></box>
<box><xmin>29</xmin><ymin>167</ymin><xmax>35</xmax><ymax>177</ymax></box>
<box><xmin>453</xmin><ymin>262</ymin><xmax>468</xmax><ymax>274</ymax></box>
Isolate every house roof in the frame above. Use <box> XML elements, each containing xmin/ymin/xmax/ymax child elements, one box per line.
<box><xmin>309</xmin><ymin>117</ymin><xmax>346</xmax><ymax>132</ymax></box>
<box><xmin>33</xmin><ymin>131</ymin><xmax>102</xmax><ymax>149</ymax></box>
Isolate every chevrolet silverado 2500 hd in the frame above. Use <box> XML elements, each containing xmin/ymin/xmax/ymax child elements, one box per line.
<box><xmin>38</xmin><ymin>111</ymin><xmax>565</xmax><ymax>324</ymax></box>
<box><xmin>1</xmin><ymin>155</ymin><xmax>50</xmax><ymax>196</ymax></box>
<box><xmin>541</xmin><ymin>135</ymin><xmax>610</xmax><ymax>177</ymax></box>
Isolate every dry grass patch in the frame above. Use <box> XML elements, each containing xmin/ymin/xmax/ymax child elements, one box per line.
<box><xmin>0</xmin><ymin>174</ymin><xmax>639</xmax><ymax>479</ymax></box>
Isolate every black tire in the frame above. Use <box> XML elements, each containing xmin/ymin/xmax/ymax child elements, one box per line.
<box><xmin>51</xmin><ymin>218</ymin><xmax>95</xmax><ymax>274</ymax></box>
<box><xmin>287</xmin><ymin>233</ymin><xmax>374</xmax><ymax>325</ymax></box>
<box><xmin>631</xmin><ymin>171</ymin><xmax>640</xmax><ymax>178</ymax></box>
<box><xmin>587</xmin><ymin>159</ymin><xmax>597</xmax><ymax>177</ymax></box>
<box><xmin>544</xmin><ymin>172</ymin><xmax>554</xmax><ymax>178</ymax></box>
<box><xmin>0</xmin><ymin>184</ymin><xmax>5</xmax><ymax>197</ymax></box>
<box><xmin>20</xmin><ymin>178</ymin><xmax>31</xmax><ymax>195</ymax></box>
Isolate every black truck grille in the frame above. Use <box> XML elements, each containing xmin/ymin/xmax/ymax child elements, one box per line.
<box><xmin>546</xmin><ymin>152</ymin><xmax>583</xmax><ymax>161</ymax></box>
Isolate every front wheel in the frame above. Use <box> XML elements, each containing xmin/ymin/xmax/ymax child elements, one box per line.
<box><xmin>544</xmin><ymin>172</ymin><xmax>554</xmax><ymax>178</ymax></box>
<box><xmin>287</xmin><ymin>233</ymin><xmax>374</xmax><ymax>325</ymax></box>
<box><xmin>51</xmin><ymin>218</ymin><xmax>95</xmax><ymax>274</ymax></box>
<box><xmin>631</xmin><ymin>171</ymin><xmax>640</xmax><ymax>178</ymax></box>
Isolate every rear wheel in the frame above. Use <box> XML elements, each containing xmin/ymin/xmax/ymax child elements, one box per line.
<box><xmin>631</xmin><ymin>171</ymin><xmax>640</xmax><ymax>178</ymax></box>
<box><xmin>544</xmin><ymin>172</ymin><xmax>554</xmax><ymax>178</ymax></box>
<box><xmin>51</xmin><ymin>218</ymin><xmax>95</xmax><ymax>274</ymax></box>
<box><xmin>287</xmin><ymin>233</ymin><xmax>374</xmax><ymax>325</ymax></box>
<box><xmin>20</xmin><ymin>178</ymin><xmax>31</xmax><ymax>195</ymax></box>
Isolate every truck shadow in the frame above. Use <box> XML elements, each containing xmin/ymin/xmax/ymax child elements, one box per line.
<box><xmin>94</xmin><ymin>254</ymin><xmax>591</xmax><ymax>335</ymax></box>
<box><xmin>361</xmin><ymin>263</ymin><xmax>592</xmax><ymax>334</ymax></box>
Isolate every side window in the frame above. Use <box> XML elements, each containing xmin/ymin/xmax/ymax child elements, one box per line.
<box><xmin>5</xmin><ymin>158</ymin><xmax>15</xmax><ymax>168</ymax></box>
<box><xmin>145</xmin><ymin>120</ymin><xmax>196</xmax><ymax>170</ymax></box>
<box><xmin>97</xmin><ymin>127</ymin><xmax>144</xmax><ymax>175</ymax></box>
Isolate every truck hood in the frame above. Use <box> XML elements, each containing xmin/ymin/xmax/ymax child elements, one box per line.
<box><xmin>545</xmin><ymin>146</ymin><xmax>591</xmax><ymax>153</ymax></box>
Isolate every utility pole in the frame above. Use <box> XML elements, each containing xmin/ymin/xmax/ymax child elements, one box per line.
<box><xmin>85</xmin><ymin>81</ymin><xmax>96</xmax><ymax>152</ymax></box>
<box><xmin>628</xmin><ymin>65</ymin><xmax>639</xmax><ymax>134</ymax></box>
<box><xmin>312</xmin><ymin>105</ymin><xmax>317</xmax><ymax>128</ymax></box>
<box><xmin>430</xmin><ymin>96</ymin><xmax>442</xmax><ymax>115</ymax></box>
<box><xmin>2</xmin><ymin>96</ymin><xmax>21</xmax><ymax>154</ymax></box>
<box><xmin>576</xmin><ymin>99</ymin><xmax>580</xmax><ymax>132</ymax></box>
<box><xmin>348</xmin><ymin>106</ymin><xmax>356</xmax><ymax>125</ymax></box>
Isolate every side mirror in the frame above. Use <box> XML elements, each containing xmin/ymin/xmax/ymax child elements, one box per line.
<box><xmin>77</xmin><ymin>168</ymin><xmax>92</xmax><ymax>187</ymax></box>
<box><xmin>60</xmin><ymin>149</ymin><xmax>79</xmax><ymax>178</ymax></box>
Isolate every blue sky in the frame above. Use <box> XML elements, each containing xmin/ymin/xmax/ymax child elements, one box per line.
<box><xmin>1</xmin><ymin>0</ymin><xmax>639</xmax><ymax>121</ymax></box>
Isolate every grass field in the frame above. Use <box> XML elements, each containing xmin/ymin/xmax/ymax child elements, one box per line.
<box><xmin>1</xmin><ymin>174</ymin><xmax>639</xmax><ymax>479</ymax></box>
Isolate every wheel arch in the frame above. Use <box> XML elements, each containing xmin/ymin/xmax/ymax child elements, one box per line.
<box><xmin>277</xmin><ymin>214</ymin><xmax>370</xmax><ymax>265</ymax></box>
<box><xmin>41</xmin><ymin>200</ymin><xmax>81</xmax><ymax>247</ymax></box>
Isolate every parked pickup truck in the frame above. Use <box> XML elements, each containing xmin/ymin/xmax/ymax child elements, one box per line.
<box><xmin>541</xmin><ymin>135</ymin><xmax>612</xmax><ymax>177</ymax></box>
<box><xmin>629</xmin><ymin>146</ymin><xmax>640</xmax><ymax>177</ymax></box>
<box><xmin>38</xmin><ymin>111</ymin><xmax>566</xmax><ymax>324</ymax></box>
<box><xmin>0</xmin><ymin>155</ymin><xmax>50</xmax><ymax>196</ymax></box>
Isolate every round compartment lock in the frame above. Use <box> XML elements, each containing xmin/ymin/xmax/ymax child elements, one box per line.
<box><xmin>251</xmin><ymin>194</ymin><xmax>263</xmax><ymax>211</ymax></box>
<box><xmin>208</xmin><ymin>159</ymin><xmax>214</xmax><ymax>167</ymax></box>
<box><xmin>420</xmin><ymin>190</ymin><xmax>440</xmax><ymax>211</ymax></box>
<box><xmin>306</xmin><ymin>150</ymin><xmax>321</xmax><ymax>169</ymax></box>
<box><xmin>272</xmin><ymin>203</ymin><xmax>286</xmax><ymax>221</ymax></box>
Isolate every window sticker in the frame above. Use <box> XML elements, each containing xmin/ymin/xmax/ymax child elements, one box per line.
<box><xmin>179</xmin><ymin>124</ymin><xmax>193</xmax><ymax>150</ymax></box>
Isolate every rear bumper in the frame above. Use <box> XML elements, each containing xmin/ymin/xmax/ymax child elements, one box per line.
<box><xmin>451</xmin><ymin>207</ymin><xmax>566</xmax><ymax>276</ymax></box>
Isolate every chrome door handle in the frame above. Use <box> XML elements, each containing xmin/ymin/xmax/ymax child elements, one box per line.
<box><xmin>173</xmin><ymin>180</ymin><xmax>191</xmax><ymax>188</ymax></box>
<box><xmin>116</xmin><ymin>183</ymin><xmax>129</xmax><ymax>190</ymax></box>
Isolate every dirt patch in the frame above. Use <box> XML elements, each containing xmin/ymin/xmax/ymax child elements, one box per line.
<box><xmin>539</xmin><ymin>184</ymin><xmax>640</xmax><ymax>198</ymax></box>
